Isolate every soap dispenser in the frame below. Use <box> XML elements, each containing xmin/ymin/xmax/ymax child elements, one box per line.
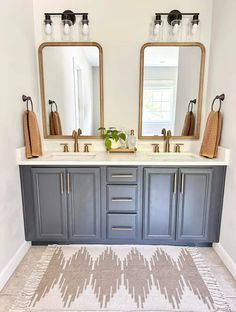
<box><xmin>128</xmin><ymin>129</ymin><xmax>136</xmax><ymax>149</ymax></box>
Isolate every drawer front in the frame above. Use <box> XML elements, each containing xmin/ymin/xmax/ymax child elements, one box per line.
<box><xmin>107</xmin><ymin>214</ymin><xmax>137</xmax><ymax>239</ymax></box>
<box><xmin>107</xmin><ymin>185</ymin><xmax>137</xmax><ymax>212</ymax></box>
<box><xmin>107</xmin><ymin>167</ymin><xmax>137</xmax><ymax>183</ymax></box>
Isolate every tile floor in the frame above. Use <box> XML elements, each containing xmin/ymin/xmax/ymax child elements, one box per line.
<box><xmin>0</xmin><ymin>246</ymin><xmax>235</xmax><ymax>311</ymax></box>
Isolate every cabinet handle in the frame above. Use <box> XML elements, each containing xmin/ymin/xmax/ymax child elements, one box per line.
<box><xmin>67</xmin><ymin>173</ymin><xmax>70</xmax><ymax>194</ymax></box>
<box><xmin>180</xmin><ymin>173</ymin><xmax>185</xmax><ymax>194</ymax></box>
<box><xmin>60</xmin><ymin>173</ymin><xmax>64</xmax><ymax>194</ymax></box>
<box><xmin>111</xmin><ymin>198</ymin><xmax>133</xmax><ymax>202</ymax></box>
<box><xmin>111</xmin><ymin>226</ymin><xmax>133</xmax><ymax>231</ymax></box>
<box><xmin>173</xmin><ymin>173</ymin><xmax>177</xmax><ymax>194</ymax></box>
<box><xmin>111</xmin><ymin>174</ymin><xmax>133</xmax><ymax>178</ymax></box>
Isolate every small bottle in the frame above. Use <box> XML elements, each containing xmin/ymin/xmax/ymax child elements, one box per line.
<box><xmin>128</xmin><ymin>130</ymin><xmax>136</xmax><ymax>149</ymax></box>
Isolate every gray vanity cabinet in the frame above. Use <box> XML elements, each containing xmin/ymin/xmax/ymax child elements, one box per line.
<box><xmin>67</xmin><ymin>168</ymin><xmax>101</xmax><ymax>241</ymax></box>
<box><xmin>31</xmin><ymin>168</ymin><xmax>67</xmax><ymax>241</ymax></box>
<box><xmin>143</xmin><ymin>168</ymin><xmax>178</xmax><ymax>241</ymax></box>
<box><xmin>177</xmin><ymin>168</ymin><xmax>213</xmax><ymax>241</ymax></box>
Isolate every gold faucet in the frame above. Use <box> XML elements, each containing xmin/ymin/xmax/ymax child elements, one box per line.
<box><xmin>72</xmin><ymin>128</ymin><xmax>82</xmax><ymax>152</ymax></box>
<box><xmin>162</xmin><ymin>128</ymin><xmax>172</xmax><ymax>152</ymax></box>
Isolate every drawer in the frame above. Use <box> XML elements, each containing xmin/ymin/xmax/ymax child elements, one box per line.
<box><xmin>107</xmin><ymin>185</ymin><xmax>137</xmax><ymax>212</ymax></box>
<box><xmin>107</xmin><ymin>167</ymin><xmax>138</xmax><ymax>183</ymax></box>
<box><xmin>107</xmin><ymin>214</ymin><xmax>137</xmax><ymax>239</ymax></box>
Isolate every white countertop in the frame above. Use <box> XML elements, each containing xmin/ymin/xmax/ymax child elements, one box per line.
<box><xmin>16</xmin><ymin>148</ymin><xmax>230</xmax><ymax>166</ymax></box>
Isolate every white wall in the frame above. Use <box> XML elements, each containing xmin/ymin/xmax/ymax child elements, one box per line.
<box><xmin>207</xmin><ymin>0</ymin><xmax>236</xmax><ymax>264</ymax></box>
<box><xmin>33</xmin><ymin>0</ymin><xmax>213</xmax><ymax>139</ymax></box>
<box><xmin>0</xmin><ymin>0</ymin><xmax>38</xmax><ymax>287</ymax></box>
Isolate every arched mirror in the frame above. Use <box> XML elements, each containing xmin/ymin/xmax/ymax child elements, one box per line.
<box><xmin>39</xmin><ymin>42</ymin><xmax>104</xmax><ymax>139</ymax></box>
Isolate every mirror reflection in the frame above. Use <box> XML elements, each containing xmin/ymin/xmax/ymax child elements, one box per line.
<box><xmin>140</xmin><ymin>45</ymin><xmax>203</xmax><ymax>137</ymax></box>
<box><xmin>42</xmin><ymin>45</ymin><xmax>102</xmax><ymax>137</ymax></box>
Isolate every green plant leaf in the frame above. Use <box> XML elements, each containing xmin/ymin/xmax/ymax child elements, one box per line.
<box><xmin>105</xmin><ymin>138</ymin><xmax>112</xmax><ymax>150</ymax></box>
<box><xmin>119</xmin><ymin>132</ymin><xmax>126</xmax><ymax>141</ymax></box>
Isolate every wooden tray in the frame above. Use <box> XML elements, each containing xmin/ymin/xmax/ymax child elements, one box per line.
<box><xmin>108</xmin><ymin>148</ymin><xmax>137</xmax><ymax>153</ymax></box>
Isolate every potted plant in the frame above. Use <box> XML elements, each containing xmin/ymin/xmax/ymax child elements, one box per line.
<box><xmin>98</xmin><ymin>127</ymin><xmax>126</xmax><ymax>150</ymax></box>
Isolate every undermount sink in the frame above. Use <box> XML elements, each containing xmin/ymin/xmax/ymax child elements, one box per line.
<box><xmin>147</xmin><ymin>153</ymin><xmax>201</xmax><ymax>161</ymax></box>
<box><xmin>45</xmin><ymin>152</ymin><xmax>97</xmax><ymax>161</ymax></box>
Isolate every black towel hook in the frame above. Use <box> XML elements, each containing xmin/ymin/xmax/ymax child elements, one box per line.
<box><xmin>211</xmin><ymin>94</ymin><xmax>225</xmax><ymax>112</ymax></box>
<box><xmin>49</xmin><ymin>100</ymin><xmax>58</xmax><ymax>112</ymax></box>
<box><xmin>22</xmin><ymin>94</ymin><xmax>34</xmax><ymax>112</ymax></box>
<box><xmin>188</xmin><ymin>99</ymin><xmax>197</xmax><ymax>112</ymax></box>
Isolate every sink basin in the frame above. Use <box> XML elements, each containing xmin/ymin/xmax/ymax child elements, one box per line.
<box><xmin>44</xmin><ymin>152</ymin><xmax>97</xmax><ymax>161</ymax></box>
<box><xmin>147</xmin><ymin>153</ymin><xmax>201</xmax><ymax>161</ymax></box>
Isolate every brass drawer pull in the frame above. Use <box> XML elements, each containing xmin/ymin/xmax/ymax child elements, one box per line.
<box><xmin>173</xmin><ymin>173</ymin><xmax>177</xmax><ymax>194</ymax></box>
<box><xmin>67</xmin><ymin>173</ymin><xmax>70</xmax><ymax>194</ymax></box>
<box><xmin>111</xmin><ymin>226</ymin><xmax>133</xmax><ymax>231</ymax></box>
<box><xmin>180</xmin><ymin>173</ymin><xmax>185</xmax><ymax>194</ymax></box>
<box><xmin>111</xmin><ymin>174</ymin><xmax>133</xmax><ymax>178</ymax></box>
<box><xmin>60</xmin><ymin>173</ymin><xmax>64</xmax><ymax>194</ymax></box>
<box><xmin>111</xmin><ymin>198</ymin><xmax>133</xmax><ymax>202</ymax></box>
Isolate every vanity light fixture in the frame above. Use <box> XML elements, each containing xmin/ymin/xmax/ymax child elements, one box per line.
<box><xmin>153</xmin><ymin>10</ymin><xmax>200</xmax><ymax>41</ymax></box>
<box><xmin>153</xmin><ymin>14</ymin><xmax>164</xmax><ymax>41</ymax></box>
<box><xmin>43</xmin><ymin>10</ymin><xmax>90</xmax><ymax>41</ymax></box>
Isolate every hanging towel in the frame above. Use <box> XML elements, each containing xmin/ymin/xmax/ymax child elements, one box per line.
<box><xmin>23</xmin><ymin>111</ymin><xmax>42</xmax><ymax>159</ymax></box>
<box><xmin>181</xmin><ymin>111</ymin><xmax>195</xmax><ymax>136</ymax></box>
<box><xmin>200</xmin><ymin>111</ymin><xmax>223</xmax><ymax>158</ymax></box>
<box><xmin>49</xmin><ymin>111</ymin><xmax>62</xmax><ymax>135</ymax></box>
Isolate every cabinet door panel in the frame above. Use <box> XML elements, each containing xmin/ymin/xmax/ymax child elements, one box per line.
<box><xmin>68</xmin><ymin>168</ymin><xmax>100</xmax><ymax>240</ymax></box>
<box><xmin>143</xmin><ymin>168</ymin><xmax>178</xmax><ymax>240</ymax></box>
<box><xmin>32</xmin><ymin>168</ymin><xmax>67</xmax><ymax>240</ymax></box>
<box><xmin>177</xmin><ymin>168</ymin><xmax>213</xmax><ymax>241</ymax></box>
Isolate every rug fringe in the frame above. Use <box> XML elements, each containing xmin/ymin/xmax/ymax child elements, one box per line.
<box><xmin>188</xmin><ymin>248</ymin><xmax>232</xmax><ymax>312</ymax></box>
<box><xmin>9</xmin><ymin>245</ymin><xmax>57</xmax><ymax>312</ymax></box>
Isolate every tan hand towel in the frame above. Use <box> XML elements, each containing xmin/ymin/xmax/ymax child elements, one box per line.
<box><xmin>49</xmin><ymin>112</ymin><xmax>62</xmax><ymax>135</ymax></box>
<box><xmin>181</xmin><ymin>112</ymin><xmax>195</xmax><ymax>136</ymax></box>
<box><xmin>200</xmin><ymin>111</ymin><xmax>223</xmax><ymax>159</ymax></box>
<box><xmin>23</xmin><ymin>111</ymin><xmax>42</xmax><ymax>159</ymax></box>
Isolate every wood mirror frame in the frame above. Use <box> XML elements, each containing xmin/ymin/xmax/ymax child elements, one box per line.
<box><xmin>138</xmin><ymin>42</ymin><xmax>206</xmax><ymax>140</ymax></box>
<box><xmin>38</xmin><ymin>42</ymin><xmax>104</xmax><ymax>139</ymax></box>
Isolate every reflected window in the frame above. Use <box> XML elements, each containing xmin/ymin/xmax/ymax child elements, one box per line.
<box><xmin>143</xmin><ymin>80</ymin><xmax>175</xmax><ymax>136</ymax></box>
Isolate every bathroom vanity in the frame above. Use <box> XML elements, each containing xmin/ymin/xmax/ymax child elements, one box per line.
<box><xmin>19</xmin><ymin>152</ymin><xmax>227</xmax><ymax>246</ymax></box>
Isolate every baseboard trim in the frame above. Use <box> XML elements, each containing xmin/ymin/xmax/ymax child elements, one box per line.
<box><xmin>0</xmin><ymin>241</ymin><xmax>31</xmax><ymax>291</ymax></box>
<box><xmin>213</xmin><ymin>243</ymin><xmax>236</xmax><ymax>279</ymax></box>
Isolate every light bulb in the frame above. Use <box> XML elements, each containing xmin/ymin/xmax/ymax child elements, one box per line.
<box><xmin>172</xmin><ymin>23</ymin><xmax>179</xmax><ymax>35</ymax></box>
<box><xmin>44</xmin><ymin>23</ymin><xmax>52</xmax><ymax>35</ymax></box>
<box><xmin>82</xmin><ymin>23</ymin><xmax>89</xmax><ymax>36</ymax></box>
<box><xmin>63</xmin><ymin>23</ymin><xmax>71</xmax><ymax>35</ymax></box>
<box><xmin>191</xmin><ymin>23</ymin><xmax>198</xmax><ymax>35</ymax></box>
<box><xmin>154</xmin><ymin>23</ymin><xmax>161</xmax><ymax>36</ymax></box>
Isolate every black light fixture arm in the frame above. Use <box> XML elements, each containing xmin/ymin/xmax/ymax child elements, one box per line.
<box><xmin>155</xmin><ymin>11</ymin><xmax>200</xmax><ymax>26</ymax></box>
<box><xmin>44</xmin><ymin>10</ymin><xmax>89</xmax><ymax>26</ymax></box>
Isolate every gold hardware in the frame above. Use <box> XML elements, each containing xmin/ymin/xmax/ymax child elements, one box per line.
<box><xmin>67</xmin><ymin>173</ymin><xmax>70</xmax><ymax>194</ymax></box>
<box><xmin>180</xmin><ymin>173</ymin><xmax>185</xmax><ymax>194</ymax></box>
<box><xmin>60</xmin><ymin>173</ymin><xmax>64</xmax><ymax>194</ymax></box>
<box><xmin>60</xmin><ymin>143</ymin><xmax>69</xmax><ymax>152</ymax></box>
<box><xmin>152</xmin><ymin>144</ymin><xmax>160</xmax><ymax>153</ymax></box>
<box><xmin>162</xmin><ymin>129</ymin><xmax>172</xmax><ymax>152</ymax></box>
<box><xmin>173</xmin><ymin>173</ymin><xmax>177</xmax><ymax>194</ymax></box>
<box><xmin>111</xmin><ymin>174</ymin><xmax>133</xmax><ymax>178</ymax></box>
<box><xmin>175</xmin><ymin>143</ymin><xmax>184</xmax><ymax>153</ymax></box>
<box><xmin>111</xmin><ymin>227</ymin><xmax>133</xmax><ymax>231</ymax></box>
<box><xmin>108</xmin><ymin>148</ymin><xmax>137</xmax><ymax>153</ymax></box>
<box><xmin>84</xmin><ymin>143</ymin><xmax>92</xmax><ymax>153</ymax></box>
<box><xmin>111</xmin><ymin>198</ymin><xmax>133</xmax><ymax>202</ymax></box>
<box><xmin>72</xmin><ymin>130</ymin><xmax>80</xmax><ymax>152</ymax></box>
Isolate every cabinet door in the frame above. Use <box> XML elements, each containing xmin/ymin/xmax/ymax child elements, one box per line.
<box><xmin>67</xmin><ymin>168</ymin><xmax>101</xmax><ymax>241</ymax></box>
<box><xmin>32</xmin><ymin>168</ymin><xmax>67</xmax><ymax>241</ymax></box>
<box><xmin>143</xmin><ymin>168</ymin><xmax>178</xmax><ymax>241</ymax></box>
<box><xmin>177</xmin><ymin>168</ymin><xmax>213</xmax><ymax>241</ymax></box>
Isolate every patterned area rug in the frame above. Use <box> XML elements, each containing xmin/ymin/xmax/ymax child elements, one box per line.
<box><xmin>10</xmin><ymin>245</ymin><xmax>231</xmax><ymax>312</ymax></box>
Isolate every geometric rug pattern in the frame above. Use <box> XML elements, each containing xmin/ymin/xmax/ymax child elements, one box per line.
<box><xmin>10</xmin><ymin>245</ymin><xmax>231</xmax><ymax>312</ymax></box>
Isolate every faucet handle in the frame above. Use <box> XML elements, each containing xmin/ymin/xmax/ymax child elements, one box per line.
<box><xmin>84</xmin><ymin>143</ymin><xmax>92</xmax><ymax>153</ymax></box>
<box><xmin>151</xmin><ymin>144</ymin><xmax>160</xmax><ymax>153</ymax></box>
<box><xmin>60</xmin><ymin>143</ymin><xmax>69</xmax><ymax>153</ymax></box>
<box><xmin>175</xmin><ymin>143</ymin><xmax>184</xmax><ymax>153</ymax></box>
